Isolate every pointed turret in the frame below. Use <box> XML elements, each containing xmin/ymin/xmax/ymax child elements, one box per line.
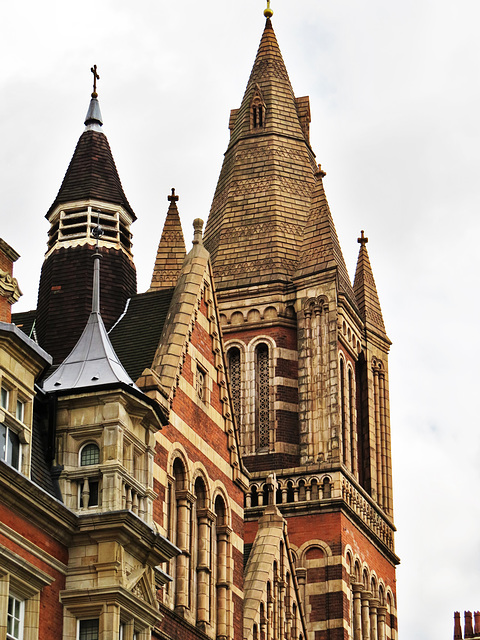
<box><xmin>149</xmin><ymin>189</ymin><xmax>186</xmax><ymax>291</ymax></box>
<box><xmin>353</xmin><ymin>231</ymin><xmax>388</xmax><ymax>339</ymax></box>
<box><xmin>204</xmin><ymin>14</ymin><xmax>317</xmax><ymax>291</ymax></box>
<box><xmin>295</xmin><ymin>165</ymin><xmax>356</xmax><ymax>301</ymax></box>
<box><xmin>35</xmin><ymin>69</ymin><xmax>137</xmax><ymax>364</ymax></box>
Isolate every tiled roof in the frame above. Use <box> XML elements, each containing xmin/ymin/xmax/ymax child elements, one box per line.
<box><xmin>295</xmin><ymin>168</ymin><xmax>356</xmax><ymax>303</ymax></box>
<box><xmin>204</xmin><ymin>18</ymin><xmax>317</xmax><ymax>290</ymax></box>
<box><xmin>46</xmin><ymin>130</ymin><xmax>135</xmax><ymax>219</ymax></box>
<box><xmin>149</xmin><ymin>192</ymin><xmax>186</xmax><ymax>291</ymax></box>
<box><xmin>109</xmin><ymin>288</ymin><xmax>175</xmax><ymax>383</ymax></box>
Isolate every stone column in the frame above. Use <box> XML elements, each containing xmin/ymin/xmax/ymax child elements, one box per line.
<box><xmin>361</xmin><ymin>591</ymin><xmax>372</xmax><ymax>640</ymax></box>
<box><xmin>175</xmin><ymin>490</ymin><xmax>193</xmax><ymax>614</ymax></box>
<box><xmin>377</xmin><ymin>606</ymin><xmax>387</xmax><ymax>640</ymax></box>
<box><xmin>216</xmin><ymin>524</ymin><xmax>231</xmax><ymax>640</ymax></box>
<box><xmin>351</xmin><ymin>582</ymin><xmax>363</xmax><ymax>640</ymax></box>
<box><xmin>197</xmin><ymin>508</ymin><xmax>214</xmax><ymax>628</ymax></box>
<box><xmin>369</xmin><ymin>599</ymin><xmax>379</xmax><ymax>640</ymax></box>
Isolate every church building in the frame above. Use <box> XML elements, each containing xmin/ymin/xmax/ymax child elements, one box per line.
<box><xmin>0</xmin><ymin>5</ymin><xmax>398</xmax><ymax>640</ymax></box>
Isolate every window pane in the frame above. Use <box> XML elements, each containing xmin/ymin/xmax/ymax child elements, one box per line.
<box><xmin>16</xmin><ymin>401</ymin><xmax>24</xmax><ymax>422</ymax></box>
<box><xmin>7</xmin><ymin>595</ymin><xmax>23</xmax><ymax>640</ymax></box>
<box><xmin>88</xmin><ymin>481</ymin><xmax>99</xmax><ymax>507</ymax></box>
<box><xmin>1</xmin><ymin>387</ymin><xmax>8</xmax><ymax>410</ymax></box>
<box><xmin>81</xmin><ymin>443</ymin><xmax>99</xmax><ymax>466</ymax></box>
<box><xmin>0</xmin><ymin>424</ymin><xmax>6</xmax><ymax>462</ymax></box>
<box><xmin>7</xmin><ymin>429</ymin><xmax>20</xmax><ymax>470</ymax></box>
<box><xmin>79</xmin><ymin>619</ymin><xmax>99</xmax><ymax>640</ymax></box>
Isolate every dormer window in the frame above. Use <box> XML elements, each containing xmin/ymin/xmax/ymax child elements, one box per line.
<box><xmin>252</xmin><ymin>102</ymin><xmax>264</xmax><ymax>128</ymax></box>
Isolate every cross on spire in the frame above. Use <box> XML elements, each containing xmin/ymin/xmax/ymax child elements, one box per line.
<box><xmin>357</xmin><ymin>230</ymin><xmax>368</xmax><ymax>246</ymax></box>
<box><xmin>168</xmin><ymin>188</ymin><xmax>179</xmax><ymax>203</ymax></box>
<box><xmin>91</xmin><ymin>64</ymin><xmax>100</xmax><ymax>98</ymax></box>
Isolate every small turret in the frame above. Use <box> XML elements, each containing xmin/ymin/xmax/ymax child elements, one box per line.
<box><xmin>149</xmin><ymin>189</ymin><xmax>186</xmax><ymax>291</ymax></box>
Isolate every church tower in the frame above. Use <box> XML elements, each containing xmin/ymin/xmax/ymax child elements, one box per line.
<box><xmin>204</xmin><ymin>6</ymin><xmax>399</xmax><ymax>639</ymax></box>
<box><xmin>36</xmin><ymin>67</ymin><xmax>137</xmax><ymax>365</ymax></box>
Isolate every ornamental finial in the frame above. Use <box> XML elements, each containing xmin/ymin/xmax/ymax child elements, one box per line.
<box><xmin>264</xmin><ymin>0</ymin><xmax>273</xmax><ymax>19</ymax></box>
<box><xmin>357</xmin><ymin>230</ymin><xmax>369</xmax><ymax>246</ymax></box>
<box><xmin>91</xmin><ymin>64</ymin><xmax>100</xmax><ymax>98</ymax></box>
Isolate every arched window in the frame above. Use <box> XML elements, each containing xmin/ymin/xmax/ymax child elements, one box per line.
<box><xmin>255</xmin><ymin>343</ymin><xmax>270</xmax><ymax>450</ymax></box>
<box><xmin>80</xmin><ymin>443</ymin><xmax>100</xmax><ymax>466</ymax></box>
<box><xmin>322</xmin><ymin>476</ymin><xmax>331</xmax><ymax>499</ymax></box>
<box><xmin>340</xmin><ymin>358</ymin><xmax>347</xmax><ymax>464</ymax></box>
<box><xmin>227</xmin><ymin>347</ymin><xmax>242</xmax><ymax>425</ymax></box>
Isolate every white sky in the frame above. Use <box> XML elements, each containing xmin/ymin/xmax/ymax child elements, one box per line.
<box><xmin>2</xmin><ymin>1</ymin><xmax>480</xmax><ymax>638</ymax></box>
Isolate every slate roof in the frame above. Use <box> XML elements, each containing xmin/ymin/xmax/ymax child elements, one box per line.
<box><xmin>12</xmin><ymin>310</ymin><xmax>37</xmax><ymax>341</ymax></box>
<box><xmin>46</xmin><ymin>129</ymin><xmax>136</xmax><ymax>219</ymax></box>
<box><xmin>109</xmin><ymin>288</ymin><xmax>175</xmax><ymax>383</ymax></box>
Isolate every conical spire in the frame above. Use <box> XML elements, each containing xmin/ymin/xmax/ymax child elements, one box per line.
<box><xmin>295</xmin><ymin>165</ymin><xmax>356</xmax><ymax>301</ymax></box>
<box><xmin>204</xmin><ymin>17</ymin><xmax>316</xmax><ymax>291</ymax></box>
<box><xmin>43</xmin><ymin>222</ymin><xmax>137</xmax><ymax>393</ymax></box>
<box><xmin>46</xmin><ymin>69</ymin><xmax>134</xmax><ymax>219</ymax></box>
<box><xmin>149</xmin><ymin>189</ymin><xmax>186</xmax><ymax>291</ymax></box>
<box><xmin>353</xmin><ymin>231</ymin><xmax>388</xmax><ymax>338</ymax></box>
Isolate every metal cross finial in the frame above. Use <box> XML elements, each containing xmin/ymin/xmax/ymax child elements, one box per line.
<box><xmin>91</xmin><ymin>65</ymin><xmax>100</xmax><ymax>98</ymax></box>
<box><xmin>168</xmin><ymin>188</ymin><xmax>179</xmax><ymax>203</ymax></box>
<box><xmin>357</xmin><ymin>230</ymin><xmax>368</xmax><ymax>246</ymax></box>
<box><xmin>264</xmin><ymin>0</ymin><xmax>273</xmax><ymax>19</ymax></box>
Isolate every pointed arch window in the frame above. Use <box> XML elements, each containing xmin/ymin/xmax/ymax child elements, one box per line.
<box><xmin>227</xmin><ymin>347</ymin><xmax>242</xmax><ymax>425</ymax></box>
<box><xmin>255</xmin><ymin>343</ymin><xmax>270</xmax><ymax>450</ymax></box>
<box><xmin>250</xmin><ymin>86</ymin><xmax>266</xmax><ymax>131</ymax></box>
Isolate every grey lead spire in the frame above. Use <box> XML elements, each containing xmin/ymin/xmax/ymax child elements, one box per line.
<box><xmin>84</xmin><ymin>65</ymin><xmax>103</xmax><ymax>130</ymax></box>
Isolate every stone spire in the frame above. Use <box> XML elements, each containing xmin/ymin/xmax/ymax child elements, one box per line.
<box><xmin>204</xmin><ymin>16</ymin><xmax>317</xmax><ymax>291</ymax></box>
<box><xmin>149</xmin><ymin>189</ymin><xmax>186</xmax><ymax>291</ymax></box>
<box><xmin>353</xmin><ymin>231</ymin><xmax>388</xmax><ymax>338</ymax></box>
<box><xmin>294</xmin><ymin>165</ymin><xmax>356</xmax><ymax>301</ymax></box>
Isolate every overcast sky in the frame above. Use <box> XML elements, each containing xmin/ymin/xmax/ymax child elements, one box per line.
<box><xmin>2</xmin><ymin>1</ymin><xmax>480</xmax><ymax>638</ymax></box>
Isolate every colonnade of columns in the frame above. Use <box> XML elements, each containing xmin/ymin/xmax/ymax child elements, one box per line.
<box><xmin>351</xmin><ymin>583</ymin><xmax>389</xmax><ymax>640</ymax></box>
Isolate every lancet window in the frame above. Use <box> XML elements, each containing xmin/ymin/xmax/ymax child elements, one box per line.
<box><xmin>227</xmin><ymin>347</ymin><xmax>242</xmax><ymax>425</ymax></box>
<box><xmin>255</xmin><ymin>343</ymin><xmax>270</xmax><ymax>450</ymax></box>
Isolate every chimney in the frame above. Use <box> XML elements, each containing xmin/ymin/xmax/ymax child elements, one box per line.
<box><xmin>454</xmin><ymin>612</ymin><xmax>463</xmax><ymax>639</ymax></box>
<box><xmin>465</xmin><ymin>612</ymin><xmax>474</xmax><ymax>638</ymax></box>
<box><xmin>0</xmin><ymin>239</ymin><xmax>22</xmax><ymax>323</ymax></box>
<box><xmin>474</xmin><ymin>612</ymin><xmax>480</xmax><ymax>635</ymax></box>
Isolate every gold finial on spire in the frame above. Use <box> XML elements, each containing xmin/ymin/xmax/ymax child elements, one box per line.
<box><xmin>264</xmin><ymin>0</ymin><xmax>273</xmax><ymax>19</ymax></box>
<box><xmin>90</xmin><ymin>64</ymin><xmax>100</xmax><ymax>98</ymax></box>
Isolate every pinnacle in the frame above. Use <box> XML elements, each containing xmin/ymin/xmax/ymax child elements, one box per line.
<box><xmin>295</xmin><ymin>167</ymin><xmax>356</xmax><ymax>303</ymax></box>
<box><xmin>353</xmin><ymin>234</ymin><xmax>388</xmax><ymax>338</ymax></box>
<box><xmin>149</xmin><ymin>189</ymin><xmax>186</xmax><ymax>291</ymax></box>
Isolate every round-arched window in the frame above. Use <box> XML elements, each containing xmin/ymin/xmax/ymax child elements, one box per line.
<box><xmin>80</xmin><ymin>443</ymin><xmax>100</xmax><ymax>466</ymax></box>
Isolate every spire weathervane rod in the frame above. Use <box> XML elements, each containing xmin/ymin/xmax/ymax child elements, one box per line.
<box><xmin>264</xmin><ymin>0</ymin><xmax>273</xmax><ymax>18</ymax></box>
<box><xmin>91</xmin><ymin>64</ymin><xmax>100</xmax><ymax>98</ymax></box>
<box><xmin>91</xmin><ymin>211</ymin><xmax>104</xmax><ymax>313</ymax></box>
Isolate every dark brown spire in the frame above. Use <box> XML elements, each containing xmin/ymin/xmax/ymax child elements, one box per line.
<box><xmin>295</xmin><ymin>166</ymin><xmax>356</xmax><ymax>301</ymax></box>
<box><xmin>353</xmin><ymin>231</ymin><xmax>388</xmax><ymax>338</ymax></box>
<box><xmin>46</xmin><ymin>130</ymin><xmax>135</xmax><ymax>220</ymax></box>
<box><xmin>149</xmin><ymin>189</ymin><xmax>186</xmax><ymax>291</ymax></box>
